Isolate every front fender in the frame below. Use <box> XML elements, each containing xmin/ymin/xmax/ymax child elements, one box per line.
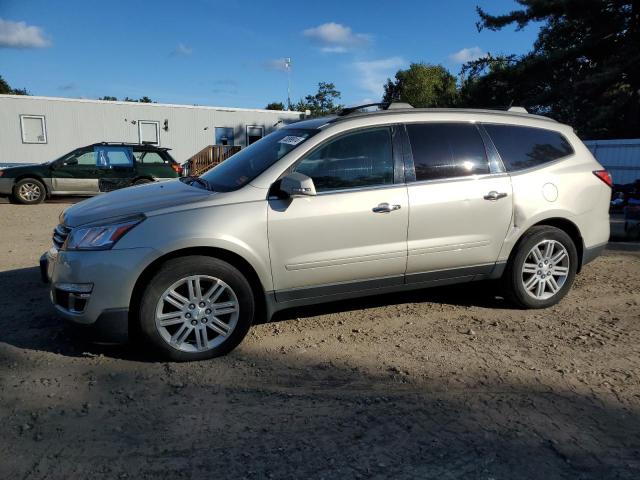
<box><xmin>115</xmin><ymin>201</ymin><xmax>273</xmax><ymax>291</ymax></box>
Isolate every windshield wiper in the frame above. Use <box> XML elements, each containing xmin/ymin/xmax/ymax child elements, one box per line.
<box><xmin>181</xmin><ymin>175</ymin><xmax>212</xmax><ymax>191</ymax></box>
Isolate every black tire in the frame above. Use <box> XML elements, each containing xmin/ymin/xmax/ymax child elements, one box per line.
<box><xmin>502</xmin><ymin>226</ymin><xmax>578</xmax><ymax>309</ymax></box>
<box><xmin>133</xmin><ymin>178</ymin><xmax>153</xmax><ymax>186</ymax></box>
<box><xmin>12</xmin><ymin>178</ymin><xmax>46</xmax><ymax>204</ymax></box>
<box><xmin>138</xmin><ymin>256</ymin><xmax>255</xmax><ymax>361</ymax></box>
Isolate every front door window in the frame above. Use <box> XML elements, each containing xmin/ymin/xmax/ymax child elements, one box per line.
<box><xmin>293</xmin><ymin>127</ymin><xmax>394</xmax><ymax>192</ymax></box>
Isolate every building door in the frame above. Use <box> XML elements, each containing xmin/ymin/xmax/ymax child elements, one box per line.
<box><xmin>246</xmin><ymin>126</ymin><xmax>264</xmax><ymax>145</ymax></box>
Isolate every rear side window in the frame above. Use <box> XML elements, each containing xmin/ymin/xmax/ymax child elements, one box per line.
<box><xmin>406</xmin><ymin>123</ymin><xmax>489</xmax><ymax>181</ymax></box>
<box><xmin>483</xmin><ymin>124</ymin><xmax>573</xmax><ymax>171</ymax></box>
<box><xmin>294</xmin><ymin>127</ymin><xmax>394</xmax><ymax>192</ymax></box>
<box><xmin>134</xmin><ymin>151</ymin><xmax>166</xmax><ymax>164</ymax></box>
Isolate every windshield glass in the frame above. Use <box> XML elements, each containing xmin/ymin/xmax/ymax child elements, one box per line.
<box><xmin>200</xmin><ymin>128</ymin><xmax>318</xmax><ymax>191</ymax></box>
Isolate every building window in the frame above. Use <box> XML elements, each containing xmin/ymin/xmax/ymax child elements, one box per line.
<box><xmin>246</xmin><ymin>125</ymin><xmax>264</xmax><ymax>145</ymax></box>
<box><xmin>20</xmin><ymin>115</ymin><xmax>47</xmax><ymax>144</ymax></box>
<box><xmin>215</xmin><ymin>127</ymin><xmax>234</xmax><ymax>146</ymax></box>
<box><xmin>138</xmin><ymin>120</ymin><xmax>160</xmax><ymax>145</ymax></box>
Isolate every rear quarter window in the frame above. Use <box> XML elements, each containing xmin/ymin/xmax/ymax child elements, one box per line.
<box><xmin>483</xmin><ymin>124</ymin><xmax>573</xmax><ymax>171</ymax></box>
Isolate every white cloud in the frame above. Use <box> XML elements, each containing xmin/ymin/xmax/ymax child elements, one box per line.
<box><xmin>0</xmin><ymin>18</ymin><xmax>50</xmax><ymax>48</ymax></box>
<box><xmin>353</xmin><ymin>57</ymin><xmax>406</xmax><ymax>98</ymax></box>
<box><xmin>448</xmin><ymin>46</ymin><xmax>485</xmax><ymax>64</ymax></box>
<box><xmin>171</xmin><ymin>43</ymin><xmax>193</xmax><ymax>56</ymax></box>
<box><xmin>303</xmin><ymin>22</ymin><xmax>370</xmax><ymax>52</ymax></box>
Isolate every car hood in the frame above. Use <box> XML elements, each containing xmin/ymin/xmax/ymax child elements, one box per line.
<box><xmin>0</xmin><ymin>163</ymin><xmax>42</xmax><ymax>175</ymax></box>
<box><xmin>61</xmin><ymin>179</ymin><xmax>213</xmax><ymax>227</ymax></box>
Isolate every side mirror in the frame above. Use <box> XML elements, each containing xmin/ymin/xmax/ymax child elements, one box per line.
<box><xmin>64</xmin><ymin>158</ymin><xmax>78</xmax><ymax>166</ymax></box>
<box><xmin>280</xmin><ymin>172</ymin><xmax>316</xmax><ymax>197</ymax></box>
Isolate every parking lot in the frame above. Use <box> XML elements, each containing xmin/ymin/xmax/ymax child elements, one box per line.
<box><xmin>1</xmin><ymin>200</ymin><xmax>639</xmax><ymax>479</ymax></box>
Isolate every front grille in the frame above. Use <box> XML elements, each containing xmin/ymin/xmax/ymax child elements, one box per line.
<box><xmin>52</xmin><ymin>224</ymin><xmax>71</xmax><ymax>249</ymax></box>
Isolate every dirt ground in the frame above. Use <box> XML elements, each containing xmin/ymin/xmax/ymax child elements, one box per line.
<box><xmin>0</xmin><ymin>199</ymin><xmax>639</xmax><ymax>480</ymax></box>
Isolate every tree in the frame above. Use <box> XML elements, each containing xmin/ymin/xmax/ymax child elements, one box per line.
<box><xmin>292</xmin><ymin>82</ymin><xmax>343</xmax><ymax>116</ymax></box>
<box><xmin>382</xmin><ymin>63</ymin><xmax>458</xmax><ymax>107</ymax></box>
<box><xmin>0</xmin><ymin>75</ymin><xmax>29</xmax><ymax>95</ymax></box>
<box><xmin>99</xmin><ymin>96</ymin><xmax>118</xmax><ymax>101</ymax></box>
<box><xmin>265</xmin><ymin>101</ymin><xmax>285</xmax><ymax>110</ymax></box>
<box><xmin>122</xmin><ymin>96</ymin><xmax>155</xmax><ymax>103</ymax></box>
<box><xmin>462</xmin><ymin>0</ymin><xmax>640</xmax><ymax>139</ymax></box>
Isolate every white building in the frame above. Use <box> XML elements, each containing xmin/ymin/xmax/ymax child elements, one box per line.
<box><xmin>0</xmin><ymin>95</ymin><xmax>304</xmax><ymax>165</ymax></box>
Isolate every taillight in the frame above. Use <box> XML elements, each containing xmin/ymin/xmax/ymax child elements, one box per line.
<box><xmin>171</xmin><ymin>163</ymin><xmax>183</xmax><ymax>175</ymax></box>
<box><xmin>593</xmin><ymin>170</ymin><xmax>613</xmax><ymax>188</ymax></box>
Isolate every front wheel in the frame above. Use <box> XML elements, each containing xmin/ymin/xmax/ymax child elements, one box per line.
<box><xmin>138</xmin><ymin>256</ymin><xmax>255</xmax><ymax>361</ymax></box>
<box><xmin>13</xmin><ymin>178</ymin><xmax>46</xmax><ymax>204</ymax></box>
<box><xmin>503</xmin><ymin>226</ymin><xmax>578</xmax><ymax>309</ymax></box>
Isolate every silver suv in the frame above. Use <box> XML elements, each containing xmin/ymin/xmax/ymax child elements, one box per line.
<box><xmin>42</xmin><ymin>104</ymin><xmax>612</xmax><ymax>361</ymax></box>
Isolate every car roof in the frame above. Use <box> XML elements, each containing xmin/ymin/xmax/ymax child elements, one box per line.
<box><xmin>88</xmin><ymin>142</ymin><xmax>171</xmax><ymax>151</ymax></box>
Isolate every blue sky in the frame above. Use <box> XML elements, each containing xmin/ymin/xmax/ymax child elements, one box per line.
<box><xmin>0</xmin><ymin>0</ymin><xmax>540</xmax><ymax>108</ymax></box>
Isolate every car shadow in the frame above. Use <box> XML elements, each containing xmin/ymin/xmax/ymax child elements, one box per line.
<box><xmin>0</xmin><ymin>265</ymin><xmax>508</xmax><ymax>361</ymax></box>
<box><xmin>269</xmin><ymin>280</ymin><xmax>507</xmax><ymax>324</ymax></box>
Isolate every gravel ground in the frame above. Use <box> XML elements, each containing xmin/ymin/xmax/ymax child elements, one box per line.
<box><xmin>0</xmin><ymin>200</ymin><xmax>639</xmax><ymax>480</ymax></box>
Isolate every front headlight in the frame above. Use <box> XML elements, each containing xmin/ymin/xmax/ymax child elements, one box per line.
<box><xmin>64</xmin><ymin>217</ymin><xmax>143</xmax><ymax>251</ymax></box>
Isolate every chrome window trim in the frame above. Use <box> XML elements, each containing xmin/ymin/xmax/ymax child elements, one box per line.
<box><xmin>405</xmin><ymin>171</ymin><xmax>511</xmax><ymax>188</ymax></box>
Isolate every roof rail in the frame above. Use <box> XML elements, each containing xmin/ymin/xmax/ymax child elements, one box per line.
<box><xmin>338</xmin><ymin>102</ymin><xmax>414</xmax><ymax>116</ymax></box>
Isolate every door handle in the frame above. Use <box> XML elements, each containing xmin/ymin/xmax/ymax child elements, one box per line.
<box><xmin>484</xmin><ymin>191</ymin><xmax>508</xmax><ymax>201</ymax></box>
<box><xmin>373</xmin><ymin>203</ymin><xmax>401</xmax><ymax>213</ymax></box>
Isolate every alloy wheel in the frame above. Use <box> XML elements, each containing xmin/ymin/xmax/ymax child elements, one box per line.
<box><xmin>154</xmin><ymin>275</ymin><xmax>239</xmax><ymax>352</ymax></box>
<box><xmin>18</xmin><ymin>182</ymin><xmax>42</xmax><ymax>202</ymax></box>
<box><xmin>521</xmin><ymin>239</ymin><xmax>570</xmax><ymax>300</ymax></box>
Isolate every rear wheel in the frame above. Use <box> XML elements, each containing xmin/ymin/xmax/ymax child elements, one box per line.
<box><xmin>503</xmin><ymin>226</ymin><xmax>578</xmax><ymax>309</ymax></box>
<box><xmin>13</xmin><ymin>178</ymin><xmax>46</xmax><ymax>204</ymax></box>
<box><xmin>138</xmin><ymin>256</ymin><xmax>255</xmax><ymax>361</ymax></box>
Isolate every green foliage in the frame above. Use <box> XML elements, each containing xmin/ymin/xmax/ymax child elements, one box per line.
<box><xmin>99</xmin><ymin>96</ymin><xmax>118</xmax><ymax>101</ymax></box>
<box><xmin>0</xmin><ymin>75</ymin><xmax>29</xmax><ymax>95</ymax></box>
<box><xmin>383</xmin><ymin>63</ymin><xmax>458</xmax><ymax>107</ymax></box>
<box><xmin>292</xmin><ymin>82</ymin><xmax>343</xmax><ymax>116</ymax></box>
<box><xmin>461</xmin><ymin>0</ymin><xmax>640</xmax><ymax>139</ymax></box>
<box><xmin>265</xmin><ymin>101</ymin><xmax>285</xmax><ymax>110</ymax></box>
<box><xmin>122</xmin><ymin>96</ymin><xmax>155</xmax><ymax>103</ymax></box>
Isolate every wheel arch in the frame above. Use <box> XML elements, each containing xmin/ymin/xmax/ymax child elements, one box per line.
<box><xmin>13</xmin><ymin>174</ymin><xmax>50</xmax><ymax>196</ymax></box>
<box><xmin>510</xmin><ymin>217</ymin><xmax>585</xmax><ymax>272</ymax></box>
<box><xmin>129</xmin><ymin>246</ymin><xmax>268</xmax><ymax>332</ymax></box>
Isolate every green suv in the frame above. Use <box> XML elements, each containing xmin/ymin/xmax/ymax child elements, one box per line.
<box><xmin>0</xmin><ymin>143</ymin><xmax>183</xmax><ymax>204</ymax></box>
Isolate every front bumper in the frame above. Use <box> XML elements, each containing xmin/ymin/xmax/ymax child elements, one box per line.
<box><xmin>42</xmin><ymin>246</ymin><xmax>158</xmax><ymax>339</ymax></box>
<box><xmin>0</xmin><ymin>177</ymin><xmax>14</xmax><ymax>195</ymax></box>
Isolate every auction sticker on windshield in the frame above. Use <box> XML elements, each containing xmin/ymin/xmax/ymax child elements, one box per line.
<box><xmin>278</xmin><ymin>136</ymin><xmax>306</xmax><ymax>146</ymax></box>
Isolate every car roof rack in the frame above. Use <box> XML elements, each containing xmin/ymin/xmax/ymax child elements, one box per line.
<box><xmin>91</xmin><ymin>142</ymin><xmax>171</xmax><ymax>150</ymax></box>
<box><xmin>337</xmin><ymin>102</ymin><xmax>414</xmax><ymax>116</ymax></box>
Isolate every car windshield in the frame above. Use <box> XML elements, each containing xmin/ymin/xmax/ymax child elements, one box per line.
<box><xmin>200</xmin><ymin>128</ymin><xmax>318</xmax><ymax>192</ymax></box>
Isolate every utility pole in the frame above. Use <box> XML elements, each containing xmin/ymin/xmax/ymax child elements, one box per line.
<box><xmin>284</xmin><ymin>57</ymin><xmax>292</xmax><ymax>110</ymax></box>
